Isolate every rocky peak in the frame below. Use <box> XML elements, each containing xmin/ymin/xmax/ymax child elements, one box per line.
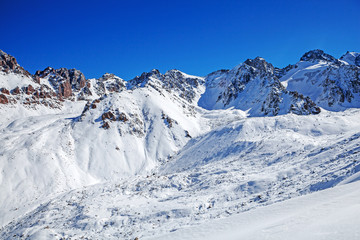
<box><xmin>94</xmin><ymin>73</ymin><xmax>126</xmax><ymax>95</ymax></box>
<box><xmin>162</xmin><ymin>69</ymin><xmax>205</xmax><ymax>103</ymax></box>
<box><xmin>300</xmin><ymin>49</ymin><xmax>339</xmax><ymax>64</ymax></box>
<box><xmin>0</xmin><ymin>49</ymin><xmax>31</xmax><ymax>77</ymax></box>
<box><xmin>199</xmin><ymin>57</ymin><xmax>321</xmax><ymax>116</ymax></box>
<box><xmin>244</xmin><ymin>56</ymin><xmax>274</xmax><ymax>75</ymax></box>
<box><xmin>34</xmin><ymin>67</ymin><xmax>87</xmax><ymax>99</ymax></box>
<box><xmin>99</xmin><ymin>73</ymin><xmax>118</xmax><ymax>81</ymax></box>
<box><xmin>340</xmin><ymin>51</ymin><xmax>360</xmax><ymax>66</ymax></box>
<box><xmin>128</xmin><ymin>69</ymin><xmax>161</xmax><ymax>89</ymax></box>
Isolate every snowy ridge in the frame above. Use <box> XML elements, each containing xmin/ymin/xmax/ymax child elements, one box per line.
<box><xmin>1</xmin><ymin>49</ymin><xmax>360</xmax><ymax>239</ymax></box>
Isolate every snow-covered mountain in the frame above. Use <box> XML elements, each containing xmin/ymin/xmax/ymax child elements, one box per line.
<box><xmin>1</xmin><ymin>49</ymin><xmax>360</xmax><ymax>239</ymax></box>
<box><xmin>199</xmin><ymin>57</ymin><xmax>320</xmax><ymax>116</ymax></box>
<box><xmin>279</xmin><ymin>49</ymin><xmax>360</xmax><ymax>110</ymax></box>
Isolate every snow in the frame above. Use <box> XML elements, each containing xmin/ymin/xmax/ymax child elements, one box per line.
<box><xmin>280</xmin><ymin>58</ymin><xmax>360</xmax><ymax>110</ymax></box>
<box><xmin>0</xmin><ymin>72</ymin><xmax>36</xmax><ymax>90</ymax></box>
<box><xmin>1</xmin><ymin>51</ymin><xmax>360</xmax><ymax>239</ymax></box>
<box><xmin>1</xmin><ymin>107</ymin><xmax>360</xmax><ymax>239</ymax></box>
<box><xmin>146</xmin><ymin>180</ymin><xmax>360</xmax><ymax>240</ymax></box>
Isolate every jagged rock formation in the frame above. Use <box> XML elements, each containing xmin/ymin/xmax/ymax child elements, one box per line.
<box><xmin>35</xmin><ymin>67</ymin><xmax>90</xmax><ymax>100</ymax></box>
<box><xmin>0</xmin><ymin>51</ymin><xmax>61</xmax><ymax>107</ymax></box>
<box><xmin>1</xmin><ymin>48</ymin><xmax>360</xmax><ymax>114</ymax></box>
<box><xmin>128</xmin><ymin>69</ymin><xmax>205</xmax><ymax>104</ymax></box>
<box><xmin>300</xmin><ymin>49</ymin><xmax>341</xmax><ymax>65</ymax></box>
<box><xmin>199</xmin><ymin>57</ymin><xmax>320</xmax><ymax>116</ymax></box>
<box><xmin>0</xmin><ymin>50</ymin><xmax>31</xmax><ymax>77</ymax></box>
<box><xmin>93</xmin><ymin>73</ymin><xmax>126</xmax><ymax>96</ymax></box>
<box><xmin>278</xmin><ymin>49</ymin><xmax>360</xmax><ymax>110</ymax></box>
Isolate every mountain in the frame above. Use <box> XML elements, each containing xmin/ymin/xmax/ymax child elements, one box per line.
<box><xmin>279</xmin><ymin>49</ymin><xmax>360</xmax><ymax>110</ymax></box>
<box><xmin>0</xmin><ymin>49</ymin><xmax>360</xmax><ymax>239</ymax></box>
<box><xmin>198</xmin><ymin>57</ymin><xmax>320</xmax><ymax>116</ymax></box>
<box><xmin>340</xmin><ymin>51</ymin><xmax>360</xmax><ymax>66</ymax></box>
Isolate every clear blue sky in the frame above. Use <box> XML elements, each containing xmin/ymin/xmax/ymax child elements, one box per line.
<box><xmin>1</xmin><ymin>0</ymin><xmax>359</xmax><ymax>80</ymax></box>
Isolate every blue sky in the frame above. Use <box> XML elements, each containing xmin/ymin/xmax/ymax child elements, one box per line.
<box><xmin>1</xmin><ymin>0</ymin><xmax>359</xmax><ymax>79</ymax></box>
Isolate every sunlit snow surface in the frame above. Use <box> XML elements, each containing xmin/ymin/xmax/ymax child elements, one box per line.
<box><xmin>1</xmin><ymin>57</ymin><xmax>360</xmax><ymax>239</ymax></box>
<box><xmin>147</xmin><ymin>180</ymin><xmax>360</xmax><ymax>240</ymax></box>
<box><xmin>1</xmin><ymin>104</ymin><xmax>360</xmax><ymax>239</ymax></box>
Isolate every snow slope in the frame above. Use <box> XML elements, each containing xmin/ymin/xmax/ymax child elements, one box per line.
<box><xmin>1</xmin><ymin>49</ymin><xmax>360</xmax><ymax>239</ymax></box>
<box><xmin>147</xmin><ymin>180</ymin><xmax>360</xmax><ymax>240</ymax></box>
<box><xmin>0</xmin><ymin>69</ymin><xmax>209</xmax><ymax>228</ymax></box>
<box><xmin>1</xmin><ymin>109</ymin><xmax>360</xmax><ymax>239</ymax></box>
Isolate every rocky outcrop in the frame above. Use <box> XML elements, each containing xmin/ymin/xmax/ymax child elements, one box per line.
<box><xmin>300</xmin><ymin>49</ymin><xmax>340</xmax><ymax>65</ymax></box>
<box><xmin>94</xmin><ymin>73</ymin><xmax>126</xmax><ymax>96</ymax></box>
<box><xmin>102</xmin><ymin>111</ymin><xmax>116</xmax><ymax>121</ymax></box>
<box><xmin>0</xmin><ymin>94</ymin><xmax>8</xmax><ymax>104</ymax></box>
<box><xmin>0</xmin><ymin>88</ymin><xmax>10</xmax><ymax>95</ymax></box>
<box><xmin>128</xmin><ymin>69</ymin><xmax>204</xmax><ymax>103</ymax></box>
<box><xmin>35</xmin><ymin>67</ymin><xmax>89</xmax><ymax>99</ymax></box>
<box><xmin>0</xmin><ymin>50</ymin><xmax>31</xmax><ymax>77</ymax></box>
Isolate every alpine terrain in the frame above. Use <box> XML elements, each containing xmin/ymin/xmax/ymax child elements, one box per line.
<box><xmin>0</xmin><ymin>49</ymin><xmax>360</xmax><ymax>239</ymax></box>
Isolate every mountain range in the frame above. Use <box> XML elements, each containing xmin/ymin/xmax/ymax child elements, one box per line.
<box><xmin>1</xmin><ymin>49</ymin><xmax>360</xmax><ymax>239</ymax></box>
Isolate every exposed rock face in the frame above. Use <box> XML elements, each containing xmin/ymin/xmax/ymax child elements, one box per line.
<box><xmin>0</xmin><ymin>50</ymin><xmax>31</xmax><ymax>77</ymax></box>
<box><xmin>35</xmin><ymin>67</ymin><xmax>88</xmax><ymax>99</ymax></box>
<box><xmin>278</xmin><ymin>50</ymin><xmax>360</xmax><ymax>109</ymax></box>
<box><xmin>128</xmin><ymin>69</ymin><xmax>205</xmax><ymax>103</ymax></box>
<box><xmin>129</xmin><ymin>69</ymin><xmax>162</xmax><ymax>88</ymax></box>
<box><xmin>0</xmin><ymin>94</ymin><xmax>8</xmax><ymax>104</ymax></box>
<box><xmin>102</xmin><ymin>111</ymin><xmax>116</xmax><ymax>121</ymax></box>
<box><xmin>0</xmin><ymin>88</ymin><xmax>10</xmax><ymax>95</ymax></box>
<box><xmin>300</xmin><ymin>49</ymin><xmax>340</xmax><ymax>65</ymax></box>
<box><xmin>0</xmin><ymin>48</ymin><xmax>358</xmax><ymax>114</ymax></box>
<box><xmin>12</xmin><ymin>87</ymin><xmax>21</xmax><ymax>95</ymax></box>
<box><xmin>199</xmin><ymin>57</ymin><xmax>320</xmax><ymax>116</ymax></box>
<box><xmin>94</xmin><ymin>73</ymin><xmax>126</xmax><ymax>96</ymax></box>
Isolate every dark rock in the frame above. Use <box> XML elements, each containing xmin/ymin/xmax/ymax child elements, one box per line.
<box><xmin>25</xmin><ymin>85</ymin><xmax>35</xmax><ymax>95</ymax></box>
<box><xmin>300</xmin><ymin>49</ymin><xmax>340</xmax><ymax>65</ymax></box>
<box><xmin>102</xmin><ymin>111</ymin><xmax>116</xmax><ymax>121</ymax></box>
<box><xmin>102</xmin><ymin>121</ymin><xmax>110</xmax><ymax>129</ymax></box>
<box><xmin>0</xmin><ymin>94</ymin><xmax>9</xmax><ymax>104</ymax></box>
<box><xmin>12</xmin><ymin>87</ymin><xmax>21</xmax><ymax>95</ymax></box>
<box><xmin>0</xmin><ymin>50</ymin><xmax>31</xmax><ymax>77</ymax></box>
<box><xmin>0</xmin><ymin>88</ymin><xmax>10</xmax><ymax>95</ymax></box>
<box><xmin>35</xmin><ymin>67</ymin><xmax>88</xmax><ymax>99</ymax></box>
<box><xmin>118</xmin><ymin>112</ymin><xmax>128</xmax><ymax>122</ymax></box>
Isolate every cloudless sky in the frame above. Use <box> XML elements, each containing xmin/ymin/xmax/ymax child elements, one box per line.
<box><xmin>1</xmin><ymin>0</ymin><xmax>360</xmax><ymax>80</ymax></box>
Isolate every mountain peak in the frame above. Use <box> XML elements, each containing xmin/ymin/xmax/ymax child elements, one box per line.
<box><xmin>243</xmin><ymin>56</ymin><xmax>274</xmax><ymax>75</ymax></box>
<box><xmin>0</xmin><ymin>49</ymin><xmax>31</xmax><ymax>77</ymax></box>
<box><xmin>300</xmin><ymin>49</ymin><xmax>339</xmax><ymax>64</ymax></box>
<box><xmin>339</xmin><ymin>51</ymin><xmax>360</xmax><ymax>66</ymax></box>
